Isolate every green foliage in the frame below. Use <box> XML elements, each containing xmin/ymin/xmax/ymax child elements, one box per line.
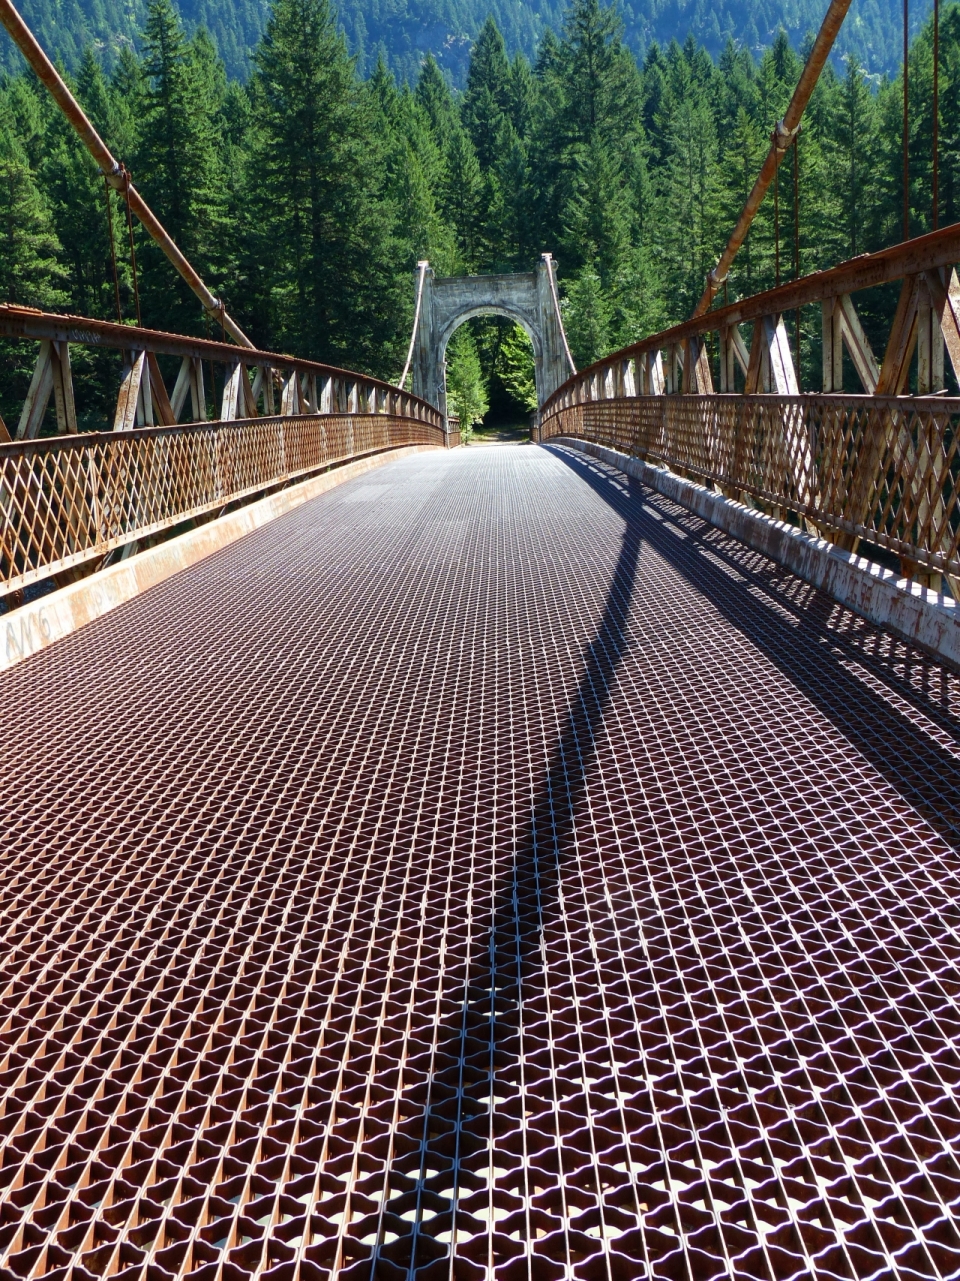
<box><xmin>445</xmin><ymin>322</ymin><xmax>488</xmax><ymax>434</ymax></box>
<box><xmin>498</xmin><ymin>323</ymin><xmax>537</xmax><ymax>411</ymax></box>
<box><xmin>0</xmin><ymin>0</ymin><xmax>953</xmax><ymax>420</ymax></box>
<box><xmin>135</xmin><ymin>0</ymin><xmax>230</xmax><ymax>332</ymax></box>
<box><xmin>245</xmin><ymin>0</ymin><xmax>403</xmax><ymax>370</ymax></box>
<box><xmin>5</xmin><ymin>0</ymin><xmax>935</xmax><ymax>86</ymax></box>
<box><xmin>562</xmin><ymin>267</ymin><xmax>611</xmax><ymax>368</ymax></box>
<box><xmin>0</xmin><ymin>126</ymin><xmax>65</xmax><ymax>308</ymax></box>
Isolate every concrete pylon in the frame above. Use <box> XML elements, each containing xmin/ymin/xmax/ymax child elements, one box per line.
<box><xmin>411</xmin><ymin>255</ymin><xmax>573</xmax><ymax>422</ymax></box>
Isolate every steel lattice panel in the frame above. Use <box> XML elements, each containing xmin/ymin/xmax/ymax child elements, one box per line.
<box><xmin>1</xmin><ymin>444</ymin><xmax>959</xmax><ymax>1281</ymax></box>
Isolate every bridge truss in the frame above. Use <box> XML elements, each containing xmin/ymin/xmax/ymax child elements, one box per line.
<box><xmin>537</xmin><ymin>227</ymin><xmax>960</xmax><ymax>599</ymax></box>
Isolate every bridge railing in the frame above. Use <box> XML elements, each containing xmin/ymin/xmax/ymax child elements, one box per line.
<box><xmin>540</xmin><ymin>394</ymin><xmax>960</xmax><ymax>581</ymax></box>
<box><xmin>0</xmin><ymin>308</ymin><xmax>446</xmax><ymax>600</ymax></box>
<box><xmin>537</xmin><ymin>225</ymin><xmax>960</xmax><ymax>589</ymax></box>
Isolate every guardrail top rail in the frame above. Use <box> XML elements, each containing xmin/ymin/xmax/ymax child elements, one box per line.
<box><xmin>0</xmin><ymin>305</ymin><xmax>442</xmax><ymax>439</ymax></box>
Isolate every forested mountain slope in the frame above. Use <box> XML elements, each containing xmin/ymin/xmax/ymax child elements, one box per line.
<box><xmin>5</xmin><ymin>0</ymin><xmax>933</xmax><ymax>82</ymax></box>
<box><xmin>0</xmin><ymin>0</ymin><xmax>953</xmax><ymax>434</ymax></box>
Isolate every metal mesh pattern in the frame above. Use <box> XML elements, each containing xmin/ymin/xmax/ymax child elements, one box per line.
<box><xmin>1</xmin><ymin>443</ymin><xmax>959</xmax><ymax>1281</ymax></box>
<box><xmin>0</xmin><ymin>414</ymin><xmax>443</xmax><ymax>596</ymax></box>
<box><xmin>538</xmin><ymin>396</ymin><xmax>960</xmax><ymax>578</ymax></box>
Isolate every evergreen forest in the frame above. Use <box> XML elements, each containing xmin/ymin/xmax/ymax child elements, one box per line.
<box><xmin>0</xmin><ymin>0</ymin><xmax>956</xmax><ymax>431</ymax></box>
<box><xmin>4</xmin><ymin>0</ymin><xmax>936</xmax><ymax>85</ymax></box>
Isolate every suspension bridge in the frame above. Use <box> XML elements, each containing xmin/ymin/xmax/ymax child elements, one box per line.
<box><xmin>1</xmin><ymin>0</ymin><xmax>960</xmax><ymax>1277</ymax></box>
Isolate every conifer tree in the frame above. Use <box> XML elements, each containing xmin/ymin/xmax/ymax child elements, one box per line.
<box><xmin>657</xmin><ymin>93</ymin><xmax>721</xmax><ymax>317</ymax></box>
<box><xmin>560</xmin><ymin>0</ymin><xmax>642</xmax><ymax>147</ymax></box>
<box><xmin>442</xmin><ymin>124</ymin><xmax>483</xmax><ymax>269</ymax></box>
<box><xmin>507</xmin><ymin>53</ymin><xmax>534</xmax><ymax>139</ymax></box>
<box><xmin>492</xmin><ymin>120</ymin><xmax>534</xmax><ymax>269</ymax></box>
<box><xmin>0</xmin><ymin>124</ymin><xmax>66</xmax><ymax>426</ymax></box>
<box><xmin>462</xmin><ymin>18</ymin><xmax>512</xmax><ymax>170</ymax></box>
<box><xmin>41</xmin><ymin>64</ymin><xmax>118</xmax><ymax>320</ymax></box>
<box><xmin>832</xmin><ymin>59</ymin><xmax>880</xmax><ymax>257</ymax></box>
<box><xmin>498</xmin><ymin>323</ymin><xmax>537</xmax><ymax>410</ymax></box>
<box><xmin>135</xmin><ymin>0</ymin><xmax>229</xmax><ymax>332</ymax></box>
<box><xmin>562</xmin><ymin>132</ymin><xmax>633</xmax><ymax>284</ymax></box>
<box><xmin>415</xmin><ymin>55</ymin><xmax>457</xmax><ymax>148</ymax></box>
<box><xmin>0</xmin><ymin>126</ymin><xmax>65</xmax><ymax>308</ymax></box>
<box><xmin>936</xmin><ymin>6</ymin><xmax>960</xmax><ymax>227</ymax></box>
<box><xmin>718</xmin><ymin>106</ymin><xmax>765</xmax><ymax>295</ymax></box>
<box><xmin>445</xmin><ymin>323</ymin><xmax>487</xmax><ymax>436</ymax></box>
<box><xmin>379</xmin><ymin>78</ymin><xmax>456</xmax><ymax>274</ymax></box>
<box><xmin>563</xmin><ymin>267</ymin><xmax>610</xmax><ymax>366</ymax></box>
<box><xmin>249</xmin><ymin>0</ymin><xmax>402</xmax><ymax>372</ymax></box>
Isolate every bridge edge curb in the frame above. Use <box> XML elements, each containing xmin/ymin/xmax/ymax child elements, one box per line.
<box><xmin>554</xmin><ymin>437</ymin><xmax>960</xmax><ymax>671</ymax></box>
<box><xmin>2</xmin><ymin>445</ymin><xmax>439</xmax><ymax>675</ymax></box>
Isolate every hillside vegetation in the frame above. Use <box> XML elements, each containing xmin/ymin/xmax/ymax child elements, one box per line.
<box><xmin>5</xmin><ymin>0</ymin><xmax>936</xmax><ymax>82</ymax></box>
<box><xmin>0</xmin><ymin>0</ymin><xmax>954</xmax><ymax>425</ymax></box>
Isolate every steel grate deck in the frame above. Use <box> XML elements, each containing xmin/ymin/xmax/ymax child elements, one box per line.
<box><xmin>1</xmin><ymin>443</ymin><xmax>960</xmax><ymax>1281</ymax></box>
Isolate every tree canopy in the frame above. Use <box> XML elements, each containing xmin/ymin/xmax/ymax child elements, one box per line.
<box><xmin>0</xmin><ymin>0</ymin><xmax>954</xmax><ymax>426</ymax></box>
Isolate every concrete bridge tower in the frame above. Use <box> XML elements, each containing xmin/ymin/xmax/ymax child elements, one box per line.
<box><xmin>411</xmin><ymin>254</ymin><xmax>573</xmax><ymax>421</ymax></box>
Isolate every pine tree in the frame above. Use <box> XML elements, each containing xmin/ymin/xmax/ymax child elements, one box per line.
<box><xmin>507</xmin><ymin>53</ymin><xmax>535</xmax><ymax>139</ymax></box>
<box><xmin>35</xmin><ymin>55</ymin><xmax>120</xmax><ymax>321</ymax></box>
<box><xmin>462</xmin><ymin>18</ymin><xmax>512</xmax><ymax>171</ymax></box>
<box><xmin>834</xmin><ymin>58</ymin><xmax>880</xmax><ymax>257</ymax></box>
<box><xmin>718</xmin><ymin>105</ymin><xmax>765</xmax><ymax>295</ymax></box>
<box><xmin>0</xmin><ymin>124</ymin><xmax>67</xmax><ymax>428</ymax></box>
<box><xmin>657</xmin><ymin>92</ymin><xmax>721</xmax><ymax>319</ymax></box>
<box><xmin>445</xmin><ymin>323</ymin><xmax>487</xmax><ymax>436</ymax></box>
<box><xmin>248</xmin><ymin>0</ymin><xmax>403</xmax><ymax>372</ymax></box>
<box><xmin>498</xmin><ymin>323</ymin><xmax>537</xmax><ymax>410</ymax></box>
<box><xmin>379</xmin><ymin>78</ymin><xmax>456</xmax><ymax>274</ymax></box>
<box><xmin>492</xmin><ymin>119</ymin><xmax>534</xmax><ymax>269</ymax></box>
<box><xmin>0</xmin><ymin>126</ymin><xmax>65</xmax><ymax>308</ymax></box>
<box><xmin>135</xmin><ymin>0</ymin><xmax>229</xmax><ymax>333</ymax></box>
<box><xmin>415</xmin><ymin>55</ymin><xmax>457</xmax><ymax>149</ymax></box>
<box><xmin>561</xmin><ymin>0</ymin><xmax>642</xmax><ymax>148</ymax></box>
<box><xmin>442</xmin><ymin>124</ymin><xmax>483</xmax><ymax>269</ymax></box>
<box><xmin>562</xmin><ymin>266</ymin><xmax>610</xmax><ymax>366</ymax></box>
<box><xmin>562</xmin><ymin>131</ymin><xmax>632</xmax><ymax>284</ymax></box>
<box><xmin>937</xmin><ymin>5</ymin><xmax>960</xmax><ymax>228</ymax></box>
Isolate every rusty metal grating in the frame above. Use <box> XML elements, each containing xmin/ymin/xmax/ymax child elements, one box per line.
<box><xmin>1</xmin><ymin>443</ymin><xmax>959</xmax><ymax>1281</ymax></box>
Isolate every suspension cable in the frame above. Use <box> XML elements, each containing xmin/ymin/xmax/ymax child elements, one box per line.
<box><xmin>122</xmin><ymin>168</ymin><xmax>142</xmax><ymax>327</ymax></box>
<box><xmin>793</xmin><ymin>131</ymin><xmax>801</xmax><ymax>387</ymax></box>
<box><xmin>904</xmin><ymin>0</ymin><xmax>910</xmax><ymax>239</ymax></box>
<box><xmin>693</xmin><ymin>0</ymin><xmax>853</xmax><ymax>317</ymax></box>
<box><xmin>773</xmin><ymin>136</ymin><xmax>781</xmax><ymax>289</ymax></box>
<box><xmin>399</xmin><ymin>260</ymin><xmax>429</xmax><ymax>391</ymax></box>
<box><xmin>0</xmin><ymin>0</ymin><xmax>253</xmax><ymax>347</ymax></box>
<box><xmin>933</xmin><ymin>0</ymin><xmax>939</xmax><ymax>230</ymax></box>
<box><xmin>543</xmin><ymin>253</ymin><xmax>576</xmax><ymax>375</ymax></box>
<box><xmin>103</xmin><ymin>176</ymin><xmax>122</xmax><ymax>324</ymax></box>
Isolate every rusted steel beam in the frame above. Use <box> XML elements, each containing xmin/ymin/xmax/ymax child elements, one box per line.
<box><xmin>0</xmin><ymin>0</ymin><xmax>253</xmax><ymax>348</ymax></box>
<box><xmin>549</xmin><ymin>224</ymin><xmax>960</xmax><ymax>403</ymax></box>
<box><xmin>0</xmin><ymin>304</ymin><xmax>434</xmax><ymax>414</ymax></box>
<box><xmin>694</xmin><ymin>0</ymin><xmax>855</xmax><ymax>316</ymax></box>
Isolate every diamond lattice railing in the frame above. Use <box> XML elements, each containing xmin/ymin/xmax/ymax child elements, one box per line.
<box><xmin>538</xmin><ymin>395</ymin><xmax>960</xmax><ymax>579</ymax></box>
<box><xmin>0</xmin><ymin>414</ymin><xmax>444</xmax><ymax>597</ymax></box>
